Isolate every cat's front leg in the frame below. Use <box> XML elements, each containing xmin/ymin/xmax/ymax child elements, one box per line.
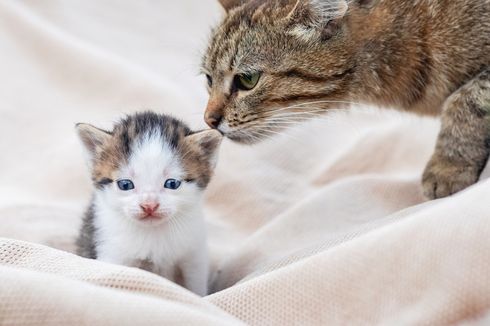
<box><xmin>179</xmin><ymin>250</ymin><xmax>209</xmax><ymax>296</ymax></box>
<box><xmin>422</xmin><ymin>68</ymin><xmax>490</xmax><ymax>199</ymax></box>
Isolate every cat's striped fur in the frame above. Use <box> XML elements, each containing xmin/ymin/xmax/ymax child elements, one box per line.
<box><xmin>202</xmin><ymin>0</ymin><xmax>490</xmax><ymax>199</ymax></box>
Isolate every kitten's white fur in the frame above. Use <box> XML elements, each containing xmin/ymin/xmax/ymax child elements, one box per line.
<box><xmin>92</xmin><ymin>132</ymin><xmax>209</xmax><ymax>296</ymax></box>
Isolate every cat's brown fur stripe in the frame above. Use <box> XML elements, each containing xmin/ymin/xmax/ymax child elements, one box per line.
<box><xmin>203</xmin><ymin>0</ymin><xmax>490</xmax><ymax>198</ymax></box>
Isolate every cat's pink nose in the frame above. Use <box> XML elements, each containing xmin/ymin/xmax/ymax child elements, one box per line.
<box><xmin>205</xmin><ymin>111</ymin><xmax>222</xmax><ymax>129</ymax></box>
<box><xmin>140</xmin><ymin>202</ymin><xmax>160</xmax><ymax>216</ymax></box>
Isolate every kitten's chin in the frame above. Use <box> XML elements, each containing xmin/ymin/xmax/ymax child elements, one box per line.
<box><xmin>133</xmin><ymin>212</ymin><xmax>170</xmax><ymax>226</ymax></box>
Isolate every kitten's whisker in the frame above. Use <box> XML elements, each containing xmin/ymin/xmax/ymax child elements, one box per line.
<box><xmin>175</xmin><ymin>198</ymin><xmax>198</xmax><ymax>205</ymax></box>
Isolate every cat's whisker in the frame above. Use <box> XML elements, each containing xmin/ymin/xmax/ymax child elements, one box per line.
<box><xmin>265</xmin><ymin>120</ymin><xmax>303</xmax><ymax>125</ymax></box>
<box><xmin>261</xmin><ymin>111</ymin><xmax>341</xmax><ymax>128</ymax></box>
<box><xmin>264</xmin><ymin>109</ymin><xmax>325</xmax><ymax>117</ymax></box>
<box><xmin>231</xmin><ymin>111</ymin><xmax>322</xmax><ymax>131</ymax></box>
<box><xmin>262</xmin><ymin>110</ymin><xmax>326</xmax><ymax>120</ymax></box>
<box><xmin>250</xmin><ymin>130</ymin><xmax>282</xmax><ymax>142</ymax></box>
<box><xmin>237</xmin><ymin>106</ymin><xmax>326</xmax><ymax>126</ymax></box>
<box><xmin>252</xmin><ymin>126</ymin><xmax>301</xmax><ymax>143</ymax></box>
<box><xmin>292</xmin><ymin>100</ymin><xmax>361</xmax><ymax>107</ymax></box>
<box><xmin>228</xmin><ymin>105</ymin><xmax>338</xmax><ymax>136</ymax></box>
<box><xmin>262</xmin><ymin>100</ymin><xmax>360</xmax><ymax>115</ymax></box>
<box><xmin>250</xmin><ymin>130</ymin><xmax>276</xmax><ymax>142</ymax></box>
<box><xmin>260</xmin><ymin>104</ymin><xmax>352</xmax><ymax>117</ymax></box>
<box><xmin>247</xmin><ymin>127</ymin><xmax>274</xmax><ymax>140</ymax></box>
<box><xmin>277</xmin><ymin>106</ymin><xmax>337</xmax><ymax>114</ymax></box>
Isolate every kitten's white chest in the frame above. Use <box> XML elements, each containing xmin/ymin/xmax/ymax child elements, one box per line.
<box><xmin>93</xmin><ymin>206</ymin><xmax>204</xmax><ymax>281</ymax></box>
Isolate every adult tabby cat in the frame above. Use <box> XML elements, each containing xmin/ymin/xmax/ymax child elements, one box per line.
<box><xmin>201</xmin><ymin>0</ymin><xmax>490</xmax><ymax>199</ymax></box>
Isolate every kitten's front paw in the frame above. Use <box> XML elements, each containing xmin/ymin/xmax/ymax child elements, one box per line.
<box><xmin>422</xmin><ymin>156</ymin><xmax>480</xmax><ymax>199</ymax></box>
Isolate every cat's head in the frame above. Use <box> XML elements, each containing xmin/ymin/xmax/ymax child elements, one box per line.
<box><xmin>76</xmin><ymin>112</ymin><xmax>222</xmax><ymax>226</ymax></box>
<box><xmin>202</xmin><ymin>0</ymin><xmax>378</xmax><ymax>143</ymax></box>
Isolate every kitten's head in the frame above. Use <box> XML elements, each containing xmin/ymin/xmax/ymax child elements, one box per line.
<box><xmin>77</xmin><ymin>112</ymin><xmax>222</xmax><ymax>226</ymax></box>
<box><xmin>202</xmin><ymin>0</ymin><xmax>377</xmax><ymax>143</ymax></box>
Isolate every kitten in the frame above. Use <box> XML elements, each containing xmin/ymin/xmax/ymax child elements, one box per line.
<box><xmin>75</xmin><ymin>112</ymin><xmax>222</xmax><ymax>296</ymax></box>
<box><xmin>202</xmin><ymin>0</ymin><xmax>490</xmax><ymax>199</ymax></box>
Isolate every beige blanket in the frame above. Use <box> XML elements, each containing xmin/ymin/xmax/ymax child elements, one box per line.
<box><xmin>1</xmin><ymin>0</ymin><xmax>490</xmax><ymax>324</ymax></box>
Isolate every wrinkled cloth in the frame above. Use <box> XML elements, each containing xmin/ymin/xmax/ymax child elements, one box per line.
<box><xmin>1</xmin><ymin>0</ymin><xmax>490</xmax><ymax>325</ymax></box>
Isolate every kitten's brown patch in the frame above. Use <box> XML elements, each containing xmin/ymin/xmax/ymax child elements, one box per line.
<box><xmin>180</xmin><ymin>130</ymin><xmax>222</xmax><ymax>188</ymax></box>
<box><xmin>76</xmin><ymin>112</ymin><xmax>222</xmax><ymax>190</ymax></box>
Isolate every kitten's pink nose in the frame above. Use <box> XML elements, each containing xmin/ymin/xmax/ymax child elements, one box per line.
<box><xmin>140</xmin><ymin>202</ymin><xmax>160</xmax><ymax>216</ymax></box>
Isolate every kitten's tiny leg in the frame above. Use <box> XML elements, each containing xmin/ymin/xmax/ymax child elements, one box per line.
<box><xmin>180</xmin><ymin>253</ymin><xmax>209</xmax><ymax>296</ymax></box>
<box><xmin>423</xmin><ymin>68</ymin><xmax>490</xmax><ymax>199</ymax></box>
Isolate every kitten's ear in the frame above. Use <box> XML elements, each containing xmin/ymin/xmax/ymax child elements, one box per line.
<box><xmin>185</xmin><ymin>130</ymin><xmax>223</xmax><ymax>166</ymax></box>
<box><xmin>218</xmin><ymin>0</ymin><xmax>245</xmax><ymax>12</ymax></box>
<box><xmin>75</xmin><ymin>123</ymin><xmax>112</xmax><ymax>159</ymax></box>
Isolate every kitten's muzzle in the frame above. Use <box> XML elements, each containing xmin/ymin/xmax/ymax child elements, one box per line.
<box><xmin>139</xmin><ymin>202</ymin><xmax>160</xmax><ymax>217</ymax></box>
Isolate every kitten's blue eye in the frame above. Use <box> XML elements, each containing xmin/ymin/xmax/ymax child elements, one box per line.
<box><xmin>117</xmin><ymin>179</ymin><xmax>135</xmax><ymax>191</ymax></box>
<box><xmin>164</xmin><ymin>179</ymin><xmax>181</xmax><ymax>190</ymax></box>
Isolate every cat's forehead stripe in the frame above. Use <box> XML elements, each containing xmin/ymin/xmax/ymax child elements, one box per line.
<box><xmin>206</xmin><ymin>0</ymin><xmax>300</xmax><ymax>73</ymax></box>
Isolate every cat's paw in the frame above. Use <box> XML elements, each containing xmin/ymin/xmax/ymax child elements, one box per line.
<box><xmin>422</xmin><ymin>156</ymin><xmax>480</xmax><ymax>199</ymax></box>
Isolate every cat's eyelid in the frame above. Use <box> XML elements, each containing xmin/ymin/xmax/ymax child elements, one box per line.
<box><xmin>237</xmin><ymin>69</ymin><xmax>262</xmax><ymax>75</ymax></box>
<box><xmin>199</xmin><ymin>68</ymin><xmax>211</xmax><ymax>76</ymax></box>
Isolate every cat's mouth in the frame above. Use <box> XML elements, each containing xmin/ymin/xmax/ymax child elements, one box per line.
<box><xmin>219</xmin><ymin>104</ymin><xmax>334</xmax><ymax>144</ymax></box>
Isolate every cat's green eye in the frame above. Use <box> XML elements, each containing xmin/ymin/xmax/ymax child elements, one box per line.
<box><xmin>235</xmin><ymin>72</ymin><xmax>261</xmax><ymax>91</ymax></box>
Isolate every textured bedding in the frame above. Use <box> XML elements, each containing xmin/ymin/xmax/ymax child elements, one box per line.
<box><xmin>1</xmin><ymin>0</ymin><xmax>490</xmax><ymax>324</ymax></box>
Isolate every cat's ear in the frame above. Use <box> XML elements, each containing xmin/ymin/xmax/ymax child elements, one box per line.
<box><xmin>218</xmin><ymin>0</ymin><xmax>245</xmax><ymax>12</ymax></box>
<box><xmin>287</xmin><ymin>0</ymin><xmax>348</xmax><ymax>40</ymax></box>
<box><xmin>185</xmin><ymin>130</ymin><xmax>223</xmax><ymax>166</ymax></box>
<box><xmin>288</xmin><ymin>0</ymin><xmax>377</xmax><ymax>40</ymax></box>
<box><xmin>75</xmin><ymin>123</ymin><xmax>112</xmax><ymax>160</ymax></box>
